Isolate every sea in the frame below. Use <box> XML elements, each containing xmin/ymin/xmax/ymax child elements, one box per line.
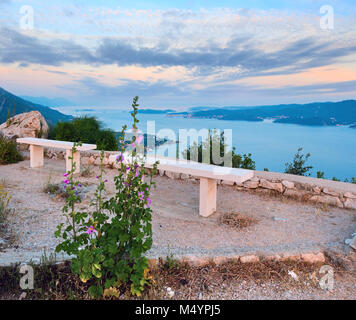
<box><xmin>54</xmin><ymin>107</ymin><xmax>356</xmax><ymax>181</ymax></box>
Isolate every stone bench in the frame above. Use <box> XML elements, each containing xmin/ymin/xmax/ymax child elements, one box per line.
<box><xmin>16</xmin><ymin>138</ymin><xmax>97</xmax><ymax>174</ymax></box>
<box><xmin>110</xmin><ymin>153</ymin><xmax>254</xmax><ymax>217</ymax></box>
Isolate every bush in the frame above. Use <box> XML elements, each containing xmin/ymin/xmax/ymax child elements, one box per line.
<box><xmin>284</xmin><ymin>147</ymin><xmax>313</xmax><ymax>176</ymax></box>
<box><xmin>54</xmin><ymin>97</ymin><xmax>158</xmax><ymax>298</ymax></box>
<box><xmin>0</xmin><ymin>134</ymin><xmax>23</xmax><ymax>165</ymax></box>
<box><xmin>0</xmin><ymin>182</ymin><xmax>11</xmax><ymax>224</ymax></box>
<box><xmin>49</xmin><ymin>116</ymin><xmax>118</xmax><ymax>151</ymax></box>
<box><xmin>182</xmin><ymin>130</ymin><xmax>256</xmax><ymax>170</ymax></box>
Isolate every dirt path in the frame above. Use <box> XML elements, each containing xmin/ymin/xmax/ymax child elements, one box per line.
<box><xmin>0</xmin><ymin>158</ymin><xmax>355</xmax><ymax>266</ymax></box>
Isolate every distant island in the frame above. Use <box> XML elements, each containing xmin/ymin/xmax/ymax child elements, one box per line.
<box><xmin>139</xmin><ymin>109</ymin><xmax>175</xmax><ymax>114</ymax></box>
<box><xmin>0</xmin><ymin>87</ymin><xmax>72</xmax><ymax>126</ymax></box>
<box><xmin>168</xmin><ymin>100</ymin><xmax>356</xmax><ymax>128</ymax></box>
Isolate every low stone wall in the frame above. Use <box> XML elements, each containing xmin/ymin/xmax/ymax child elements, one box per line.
<box><xmin>44</xmin><ymin>148</ymin><xmax>356</xmax><ymax>211</ymax></box>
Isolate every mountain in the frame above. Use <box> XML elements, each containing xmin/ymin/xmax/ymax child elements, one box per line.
<box><xmin>0</xmin><ymin>87</ymin><xmax>72</xmax><ymax>126</ymax></box>
<box><xmin>20</xmin><ymin>95</ymin><xmax>77</xmax><ymax>107</ymax></box>
<box><xmin>169</xmin><ymin>100</ymin><xmax>356</xmax><ymax>127</ymax></box>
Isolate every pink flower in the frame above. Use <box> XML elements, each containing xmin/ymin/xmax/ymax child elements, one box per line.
<box><xmin>138</xmin><ymin>191</ymin><xmax>145</xmax><ymax>200</ymax></box>
<box><xmin>85</xmin><ymin>226</ymin><xmax>96</xmax><ymax>234</ymax></box>
<box><xmin>146</xmin><ymin>197</ymin><xmax>151</xmax><ymax>208</ymax></box>
<box><xmin>63</xmin><ymin>173</ymin><xmax>69</xmax><ymax>177</ymax></box>
<box><xmin>64</xmin><ymin>179</ymin><xmax>69</xmax><ymax>184</ymax></box>
<box><xmin>116</xmin><ymin>154</ymin><xmax>124</xmax><ymax>162</ymax></box>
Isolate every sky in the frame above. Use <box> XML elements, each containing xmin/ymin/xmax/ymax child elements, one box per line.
<box><xmin>0</xmin><ymin>0</ymin><xmax>356</xmax><ymax>109</ymax></box>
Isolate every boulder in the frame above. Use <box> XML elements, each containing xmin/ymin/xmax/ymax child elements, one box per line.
<box><xmin>344</xmin><ymin>198</ymin><xmax>356</xmax><ymax>210</ymax></box>
<box><xmin>301</xmin><ymin>253</ymin><xmax>325</xmax><ymax>264</ymax></box>
<box><xmin>322</xmin><ymin>188</ymin><xmax>340</xmax><ymax>197</ymax></box>
<box><xmin>240</xmin><ymin>255</ymin><xmax>259</xmax><ymax>263</ymax></box>
<box><xmin>344</xmin><ymin>192</ymin><xmax>356</xmax><ymax>199</ymax></box>
<box><xmin>0</xmin><ymin>111</ymin><xmax>49</xmax><ymax>140</ymax></box>
<box><xmin>259</xmin><ymin>179</ymin><xmax>284</xmax><ymax>193</ymax></box>
<box><xmin>309</xmin><ymin>195</ymin><xmax>344</xmax><ymax>208</ymax></box>
<box><xmin>243</xmin><ymin>180</ymin><xmax>259</xmax><ymax>189</ymax></box>
<box><xmin>282</xmin><ymin>180</ymin><xmax>295</xmax><ymax>189</ymax></box>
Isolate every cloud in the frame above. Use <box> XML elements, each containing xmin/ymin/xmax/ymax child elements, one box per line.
<box><xmin>0</xmin><ymin>28</ymin><xmax>96</xmax><ymax>66</ymax></box>
<box><xmin>1</xmin><ymin>26</ymin><xmax>355</xmax><ymax>80</ymax></box>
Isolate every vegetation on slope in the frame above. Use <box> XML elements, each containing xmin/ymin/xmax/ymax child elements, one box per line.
<box><xmin>49</xmin><ymin>116</ymin><xmax>118</xmax><ymax>151</ymax></box>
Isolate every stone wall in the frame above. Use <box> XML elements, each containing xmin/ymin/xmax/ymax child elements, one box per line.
<box><xmin>44</xmin><ymin>148</ymin><xmax>356</xmax><ymax>211</ymax></box>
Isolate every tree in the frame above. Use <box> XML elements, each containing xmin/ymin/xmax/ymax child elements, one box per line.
<box><xmin>285</xmin><ymin>147</ymin><xmax>313</xmax><ymax>176</ymax></box>
<box><xmin>49</xmin><ymin>116</ymin><xmax>118</xmax><ymax>151</ymax></box>
<box><xmin>182</xmin><ymin>131</ymin><xmax>256</xmax><ymax>170</ymax></box>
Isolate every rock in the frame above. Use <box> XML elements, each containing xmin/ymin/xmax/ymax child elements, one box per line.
<box><xmin>344</xmin><ymin>198</ymin><xmax>356</xmax><ymax>210</ymax></box>
<box><xmin>243</xmin><ymin>180</ymin><xmax>259</xmax><ymax>189</ymax></box>
<box><xmin>81</xmin><ymin>157</ymin><xmax>90</xmax><ymax>166</ymax></box>
<box><xmin>240</xmin><ymin>255</ymin><xmax>259</xmax><ymax>263</ymax></box>
<box><xmin>313</xmin><ymin>186</ymin><xmax>322</xmax><ymax>194</ymax></box>
<box><xmin>301</xmin><ymin>252</ymin><xmax>325</xmax><ymax>264</ymax></box>
<box><xmin>322</xmin><ymin>188</ymin><xmax>340</xmax><ymax>197</ymax></box>
<box><xmin>344</xmin><ymin>192</ymin><xmax>356</xmax><ymax>199</ymax></box>
<box><xmin>159</xmin><ymin>169</ymin><xmax>165</xmax><ymax>177</ymax></box>
<box><xmin>259</xmin><ymin>179</ymin><xmax>284</xmax><ymax>193</ymax></box>
<box><xmin>250</xmin><ymin>176</ymin><xmax>260</xmax><ymax>182</ymax></box>
<box><xmin>165</xmin><ymin>171</ymin><xmax>181</xmax><ymax>180</ymax></box>
<box><xmin>222</xmin><ymin>180</ymin><xmax>234</xmax><ymax>186</ymax></box>
<box><xmin>345</xmin><ymin>239</ymin><xmax>352</xmax><ymax>245</ymax></box>
<box><xmin>309</xmin><ymin>195</ymin><xmax>343</xmax><ymax>208</ymax></box>
<box><xmin>88</xmin><ymin>156</ymin><xmax>95</xmax><ymax>165</ymax></box>
<box><xmin>213</xmin><ymin>256</ymin><xmax>231</xmax><ymax>265</ymax></box>
<box><xmin>0</xmin><ymin>111</ymin><xmax>49</xmax><ymax>140</ymax></box>
<box><xmin>181</xmin><ymin>173</ymin><xmax>190</xmax><ymax>180</ymax></box>
<box><xmin>94</xmin><ymin>157</ymin><xmax>102</xmax><ymax>166</ymax></box>
<box><xmin>282</xmin><ymin>180</ymin><xmax>295</xmax><ymax>189</ymax></box>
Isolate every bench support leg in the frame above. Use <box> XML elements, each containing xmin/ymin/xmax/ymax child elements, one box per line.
<box><xmin>65</xmin><ymin>150</ymin><xmax>80</xmax><ymax>174</ymax></box>
<box><xmin>199</xmin><ymin>178</ymin><xmax>217</xmax><ymax>217</ymax></box>
<box><xmin>29</xmin><ymin>145</ymin><xmax>44</xmax><ymax>168</ymax></box>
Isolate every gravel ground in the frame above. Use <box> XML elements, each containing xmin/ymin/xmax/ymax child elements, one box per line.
<box><xmin>1</xmin><ymin>158</ymin><xmax>356</xmax><ymax>300</ymax></box>
<box><xmin>0</xmin><ymin>158</ymin><xmax>355</xmax><ymax>265</ymax></box>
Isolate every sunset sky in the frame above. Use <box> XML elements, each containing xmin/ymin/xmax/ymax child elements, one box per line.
<box><xmin>0</xmin><ymin>0</ymin><xmax>356</xmax><ymax>108</ymax></box>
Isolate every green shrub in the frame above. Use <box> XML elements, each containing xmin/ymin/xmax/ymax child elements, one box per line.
<box><xmin>49</xmin><ymin>116</ymin><xmax>118</xmax><ymax>151</ymax></box>
<box><xmin>0</xmin><ymin>182</ymin><xmax>11</xmax><ymax>224</ymax></box>
<box><xmin>182</xmin><ymin>131</ymin><xmax>256</xmax><ymax>170</ymax></box>
<box><xmin>285</xmin><ymin>147</ymin><xmax>313</xmax><ymax>176</ymax></box>
<box><xmin>0</xmin><ymin>134</ymin><xmax>23</xmax><ymax>165</ymax></box>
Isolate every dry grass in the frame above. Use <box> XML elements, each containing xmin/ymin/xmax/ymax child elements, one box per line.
<box><xmin>0</xmin><ymin>254</ymin><xmax>354</xmax><ymax>300</ymax></box>
<box><xmin>218</xmin><ymin>212</ymin><xmax>258</xmax><ymax>230</ymax></box>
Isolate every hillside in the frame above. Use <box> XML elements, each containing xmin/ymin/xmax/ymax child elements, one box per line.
<box><xmin>169</xmin><ymin>100</ymin><xmax>356</xmax><ymax>127</ymax></box>
<box><xmin>0</xmin><ymin>87</ymin><xmax>72</xmax><ymax>126</ymax></box>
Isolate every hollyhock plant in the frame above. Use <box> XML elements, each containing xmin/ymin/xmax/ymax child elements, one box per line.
<box><xmin>55</xmin><ymin>97</ymin><xmax>159</xmax><ymax>299</ymax></box>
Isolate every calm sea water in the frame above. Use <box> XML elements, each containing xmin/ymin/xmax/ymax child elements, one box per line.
<box><xmin>55</xmin><ymin>107</ymin><xmax>356</xmax><ymax>180</ymax></box>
